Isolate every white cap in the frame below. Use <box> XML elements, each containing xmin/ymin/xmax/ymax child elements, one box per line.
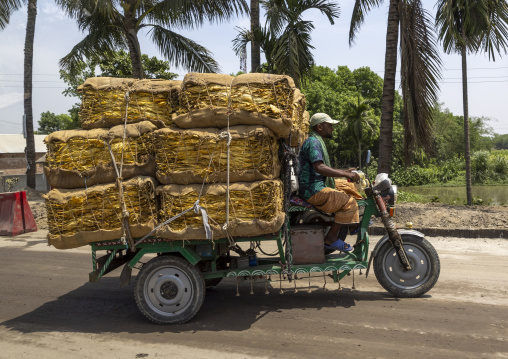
<box><xmin>309</xmin><ymin>113</ymin><xmax>339</xmax><ymax>127</ymax></box>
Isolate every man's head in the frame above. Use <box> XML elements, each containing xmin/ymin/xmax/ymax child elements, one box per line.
<box><xmin>310</xmin><ymin>113</ymin><xmax>338</xmax><ymax>139</ymax></box>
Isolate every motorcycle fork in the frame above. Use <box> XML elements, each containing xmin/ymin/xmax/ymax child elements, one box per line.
<box><xmin>374</xmin><ymin>193</ymin><xmax>412</xmax><ymax>271</ymax></box>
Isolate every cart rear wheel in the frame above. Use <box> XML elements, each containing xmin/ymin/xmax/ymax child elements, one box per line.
<box><xmin>135</xmin><ymin>255</ymin><xmax>205</xmax><ymax>324</ymax></box>
<box><xmin>373</xmin><ymin>234</ymin><xmax>440</xmax><ymax>298</ymax></box>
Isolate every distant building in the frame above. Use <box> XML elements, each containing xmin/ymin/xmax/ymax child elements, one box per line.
<box><xmin>0</xmin><ymin>134</ymin><xmax>46</xmax><ymax>175</ymax></box>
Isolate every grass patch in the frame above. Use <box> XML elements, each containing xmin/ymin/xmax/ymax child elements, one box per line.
<box><xmin>397</xmin><ymin>190</ymin><xmax>429</xmax><ymax>203</ymax></box>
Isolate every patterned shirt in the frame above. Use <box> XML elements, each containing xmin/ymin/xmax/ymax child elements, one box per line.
<box><xmin>298</xmin><ymin>136</ymin><xmax>327</xmax><ymax>200</ymax></box>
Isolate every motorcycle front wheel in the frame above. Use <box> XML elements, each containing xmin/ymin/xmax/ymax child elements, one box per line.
<box><xmin>373</xmin><ymin>234</ymin><xmax>440</xmax><ymax>298</ymax></box>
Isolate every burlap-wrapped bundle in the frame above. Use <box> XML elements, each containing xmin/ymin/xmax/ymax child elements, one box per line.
<box><xmin>45</xmin><ymin>176</ymin><xmax>158</xmax><ymax>249</ymax></box>
<box><xmin>288</xmin><ymin>109</ymin><xmax>310</xmax><ymax>147</ymax></box>
<box><xmin>78</xmin><ymin>77</ymin><xmax>181</xmax><ymax>129</ymax></box>
<box><xmin>153</xmin><ymin>125</ymin><xmax>280</xmax><ymax>185</ymax></box>
<box><xmin>156</xmin><ymin>180</ymin><xmax>285</xmax><ymax>240</ymax></box>
<box><xmin>44</xmin><ymin>121</ymin><xmax>156</xmax><ymax>189</ymax></box>
<box><xmin>175</xmin><ymin>73</ymin><xmax>297</xmax><ymax>138</ymax></box>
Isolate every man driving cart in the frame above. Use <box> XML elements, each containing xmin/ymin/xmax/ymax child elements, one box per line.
<box><xmin>298</xmin><ymin>113</ymin><xmax>362</xmax><ymax>252</ymax></box>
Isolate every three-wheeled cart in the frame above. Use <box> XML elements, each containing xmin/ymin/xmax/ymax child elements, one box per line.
<box><xmin>89</xmin><ymin>187</ymin><xmax>440</xmax><ymax>324</ymax></box>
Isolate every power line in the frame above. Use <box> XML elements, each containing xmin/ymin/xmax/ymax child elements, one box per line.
<box><xmin>443</xmin><ymin>66</ymin><xmax>508</xmax><ymax>71</ymax></box>
<box><xmin>1</xmin><ymin>66</ymin><xmax>507</xmax><ymax>76</ymax></box>
<box><xmin>0</xmin><ymin>123</ymin><xmax>21</xmax><ymax>129</ymax></box>
<box><xmin>0</xmin><ymin>119</ymin><xmax>23</xmax><ymax>126</ymax></box>
<box><xmin>395</xmin><ymin>79</ymin><xmax>508</xmax><ymax>84</ymax></box>
<box><xmin>0</xmin><ymin>80</ymin><xmax>64</xmax><ymax>83</ymax></box>
<box><xmin>441</xmin><ymin>80</ymin><xmax>508</xmax><ymax>83</ymax></box>
<box><xmin>0</xmin><ymin>86</ymin><xmax>66</xmax><ymax>89</ymax></box>
<box><xmin>442</xmin><ymin>75</ymin><xmax>508</xmax><ymax>80</ymax></box>
<box><xmin>372</xmin><ymin>66</ymin><xmax>508</xmax><ymax>73</ymax></box>
<box><xmin>0</xmin><ymin>73</ymin><xmax>60</xmax><ymax>76</ymax></box>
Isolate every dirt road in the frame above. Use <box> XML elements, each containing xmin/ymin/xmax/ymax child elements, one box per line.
<box><xmin>0</xmin><ymin>231</ymin><xmax>507</xmax><ymax>359</ymax></box>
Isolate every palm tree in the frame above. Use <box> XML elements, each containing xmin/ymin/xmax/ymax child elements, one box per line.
<box><xmin>232</xmin><ymin>25</ymin><xmax>278</xmax><ymax>73</ymax></box>
<box><xmin>344</xmin><ymin>95</ymin><xmax>378</xmax><ymax>168</ymax></box>
<box><xmin>349</xmin><ymin>0</ymin><xmax>442</xmax><ymax>173</ymax></box>
<box><xmin>57</xmin><ymin>0</ymin><xmax>249</xmax><ymax>79</ymax></box>
<box><xmin>263</xmin><ymin>0</ymin><xmax>340</xmax><ymax>88</ymax></box>
<box><xmin>251</xmin><ymin>0</ymin><xmax>261</xmax><ymax>72</ymax></box>
<box><xmin>1</xmin><ymin>0</ymin><xmax>38</xmax><ymax>189</ymax></box>
<box><xmin>436</xmin><ymin>0</ymin><xmax>508</xmax><ymax>205</ymax></box>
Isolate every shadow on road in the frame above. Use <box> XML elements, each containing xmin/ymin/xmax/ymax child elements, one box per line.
<box><xmin>2</xmin><ymin>276</ymin><xmax>397</xmax><ymax>334</ymax></box>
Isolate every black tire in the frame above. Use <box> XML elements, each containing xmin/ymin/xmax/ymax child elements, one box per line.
<box><xmin>373</xmin><ymin>234</ymin><xmax>440</xmax><ymax>298</ymax></box>
<box><xmin>134</xmin><ymin>255</ymin><xmax>205</xmax><ymax>324</ymax></box>
<box><xmin>204</xmin><ymin>277</ymin><xmax>223</xmax><ymax>288</ymax></box>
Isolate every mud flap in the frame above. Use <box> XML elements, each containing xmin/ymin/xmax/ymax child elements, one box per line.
<box><xmin>365</xmin><ymin>252</ymin><xmax>375</xmax><ymax>278</ymax></box>
<box><xmin>119</xmin><ymin>263</ymin><xmax>132</xmax><ymax>288</ymax></box>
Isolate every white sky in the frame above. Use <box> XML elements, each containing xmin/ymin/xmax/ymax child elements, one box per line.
<box><xmin>0</xmin><ymin>0</ymin><xmax>507</xmax><ymax>135</ymax></box>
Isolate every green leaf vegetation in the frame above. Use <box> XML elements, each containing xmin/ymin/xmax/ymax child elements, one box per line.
<box><xmin>36</xmin><ymin>111</ymin><xmax>77</xmax><ymax>134</ymax></box>
<box><xmin>56</xmin><ymin>0</ymin><xmax>249</xmax><ymax>79</ymax></box>
<box><xmin>301</xmin><ymin>65</ymin><xmax>398</xmax><ymax>168</ymax></box>
<box><xmin>232</xmin><ymin>0</ymin><xmax>340</xmax><ymax>87</ymax></box>
<box><xmin>302</xmin><ymin>65</ymin><xmax>507</xmax><ymax>189</ymax></box>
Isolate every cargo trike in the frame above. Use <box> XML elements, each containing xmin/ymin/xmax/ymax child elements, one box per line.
<box><xmin>88</xmin><ymin>152</ymin><xmax>441</xmax><ymax>324</ymax></box>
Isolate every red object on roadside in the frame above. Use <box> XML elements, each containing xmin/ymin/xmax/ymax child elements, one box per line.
<box><xmin>0</xmin><ymin>191</ymin><xmax>38</xmax><ymax>236</ymax></box>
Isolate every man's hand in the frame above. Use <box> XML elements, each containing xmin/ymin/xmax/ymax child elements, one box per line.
<box><xmin>346</xmin><ymin>170</ymin><xmax>360</xmax><ymax>183</ymax></box>
<box><xmin>313</xmin><ymin>162</ymin><xmax>361</xmax><ymax>182</ymax></box>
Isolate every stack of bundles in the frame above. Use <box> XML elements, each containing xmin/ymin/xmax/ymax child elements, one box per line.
<box><xmin>288</xmin><ymin>89</ymin><xmax>310</xmax><ymax>147</ymax></box>
<box><xmin>44</xmin><ymin>176</ymin><xmax>158</xmax><ymax>249</ymax></box>
<box><xmin>156</xmin><ymin>180</ymin><xmax>284</xmax><ymax>240</ymax></box>
<box><xmin>175</xmin><ymin>73</ymin><xmax>297</xmax><ymax>138</ymax></box>
<box><xmin>44</xmin><ymin>121</ymin><xmax>157</xmax><ymax>189</ymax></box>
<box><xmin>152</xmin><ymin>125</ymin><xmax>280</xmax><ymax>185</ymax></box>
<box><xmin>78</xmin><ymin>77</ymin><xmax>182</xmax><ymax>129</ymax></box>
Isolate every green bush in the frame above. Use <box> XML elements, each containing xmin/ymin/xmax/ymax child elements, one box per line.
<box><xmin>437</xmin><ymin>157</ymin><xmax>464</xmax><ymax>183</ymax></box>
<box><xmin>491</xmin><ymin>155</ymin><xmax>508</xmax><ymax>178</ymax></box>
<box><xmin>391</xmin><ymin>165</ymin><xmax>438</xmax><ymax>186</ymax></box>
<box><xmin>471</xmin><ymin>150</ymin><xmax>490</xmax><ymax>184</ymax></box>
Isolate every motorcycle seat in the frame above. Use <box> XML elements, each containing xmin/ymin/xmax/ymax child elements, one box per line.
<box><xmin>290</xmin><ymin>195</ymin><xmax>334</xmax><ymax>217</ymax></box>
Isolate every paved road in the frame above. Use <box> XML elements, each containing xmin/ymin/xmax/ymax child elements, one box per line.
<box><xmin>0</xmin><ymin>231</ymin><xmax>507</xmax><ymax>359</ymax></box>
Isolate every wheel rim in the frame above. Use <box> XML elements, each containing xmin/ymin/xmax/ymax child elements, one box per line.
<box><xmin>144</xmin><ymin>266</ymin><xmax>194</xmax><ymax>316</ymax></box>
<box><xmin>381</xmin><ymin>243</ymin><xmax>431</xmax><ymax>290</ymax></box>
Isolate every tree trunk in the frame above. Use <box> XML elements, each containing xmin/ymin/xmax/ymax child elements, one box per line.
<box><xmin>461</xmin><ymin>40</ymin><xmax>472</xmax><ymax>205</ymax></box>
<box><xmin>358</xmin><ymin>141</ymin><xmax>362</xmax><ymax>169</ymax></box>
<box><xmin>24</xmin><ymin>0</ymin><xmax>37</xmax><ymax>189</ymax></box>
<box><xmin>377</xmin><ymin>0</ymin><xmax>400</xmax><ymax>175</ymax></box>
<box><xmin>250</xmin><ymin>0</ymin><xmax>260</xmax><ymax>72</ymax></box>
<box><xmin>124</xmin><ymin>1</ymin><xmax>143</xmax><ymax>79</ymax></box>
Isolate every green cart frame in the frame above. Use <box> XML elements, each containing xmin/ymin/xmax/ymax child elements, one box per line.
<box><xmin>88</xmin><ymin>195</ymin><xmax>440</xmax><ymax>324</ymax></box>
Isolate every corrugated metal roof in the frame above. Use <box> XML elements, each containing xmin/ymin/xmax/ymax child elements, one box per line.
<box><xmin>0</xmin><ymin>134</ymin><xmax>47</xmax><ymax>154</ymax></box>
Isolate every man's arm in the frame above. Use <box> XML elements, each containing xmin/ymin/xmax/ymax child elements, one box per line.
<box><xmin>313</xmin><ymin>161</ymin><xmax>360</xmax><ymax>182</ymax></box>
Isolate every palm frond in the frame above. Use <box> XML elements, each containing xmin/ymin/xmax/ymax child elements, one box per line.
<box><xmin>147</xmin><ymin>0</ymin><xmax>249</xmax><ymax>30</ymax></box>
<box><xmin>232</xmin><ymin>25</ymin><xmax>278</xmax><ymax>70</ymax></box>
<box><xmin>479</xmin><ymin>0</ymin><xmax>508</xmax><ymax>60</ymax></box>
<box><xmin>349</xmin><ymin>0</ymin><xmax>383</xmax><ymax>46</ymax></box>
<box><xmin>262</xmin><ymin>0</ymin><xmax>289</xmax><ymax>35</ymax></box>
<box><xmin>59</xmin><ymin>25</ymin><xmax>126</xmax><ymax>77</ymax></box>
<box><xmin>0</xmin><ymin>0</ymin><xmax>22</xmax><ymax>30</ymax></box>
<box><xmin>149</xmin><ymin>25</ymin><xmax>220</xmax><ymax>73</ymax></box>
<box><xmin>298</xmin><ymin>0</ymin><xmax>341</xmax><ymax>24</ymax></box>
<box><xmin>55</xmin><ymin>0</ymin><xmax>119</xmax><ymax>22</ymax></box>
<box><xmin>435</xmin><ymin>0</ymin><xmax>488</xmax><ymax>54</ymax></box>
<box><xmin>232</xmin><ymin>27</ymin><xmax>253</xmax><ymax>56</ymax></box>
<box><xmin>400</xmin><ymin>0</ymin><xmax>442</xmax><ymax>164</ymax></box>
<box><xmin>273</xmin><ymin>20</ymin><xmax>315</xmax><ymax>87</ymax></box>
